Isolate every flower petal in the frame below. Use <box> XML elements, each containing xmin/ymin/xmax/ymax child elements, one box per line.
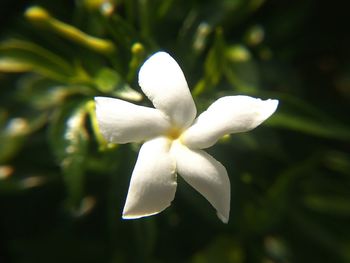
<box><xmin>138</xmin><ymin>51</ymin><xmax>196</xmax><ymax>128</ymax></box>
<box><xmin>182</xmin><ymin>96</ymin><xmax>279</xmax><ymax>149</ymax></box>
<box><xmin>122</xmin><ymin>137</ymin><xmax>177</xmax><ymax>219</ymax></box>
<box><xmin>171</xmin><ymin>141</ymin><xmax>230</xmax><ymax>223</ymax></box>
<box><xmin>95</xmin><ymin>97</ymin><xmax>170</xmax><ymax>143</ymax></box>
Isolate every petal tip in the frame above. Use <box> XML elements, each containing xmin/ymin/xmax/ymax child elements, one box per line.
<box><xmin>138</xmin><ymin>51</ymin><xmax>173</xmax><ymax>85</ymax></box>
<box><xmin>121</xmin><ymin>214</ymin><xmax>134</xmax><ymax>220</ymax></box>
<box><xmin>147</xmin><ymin>51</ymin><xmax>171</xmax><ymax>60</ymax></box>
<box><xmin>217</xmin><ymin>212</ymin><xmax>229</xmax><ymax>224</ymax></box>
<box><xmin>261</xmin><ymin>98</ymin><xmax>279</xmax><ymax>119</ymax></box>
<box><xmin>138</xmin><ymin>50</ymin><xmax>196</xmax><ymax>128</ymax></box>
<box><xmin>269</xmin><ymin>99</ymin><xmax>279</xmax><ymax>110</ymax></box>
<box><xmin>121</xmin><ymin>213</ymin><xmax>139</xmax><ymax>220</ymax></box>
<box><xmin>122</xmin><ymin>210</ymin><xmax>162</xmax><ymax>220</ymax></box>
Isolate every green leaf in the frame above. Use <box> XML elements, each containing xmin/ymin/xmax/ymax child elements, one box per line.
<box><xmin>191</xmin><ymin>236</ymin><xmax>244</xmax><ymax>263</ymax></box>
<box><xmin>304</xmin><ymin>195</ymin><xmax>350</xmax><ymax>216</ymax></box>
<box><xmin>103</xmin><ymin>13</ymin><xmax>139</xmax><ymax>49</ymax></box>
<box><xmin>0</xmin><ymin>118</ymin><xmax>29</xmax><ymax>163</ymax></box>
<box><xmin>291</xmin><ymin>211</ymin><xmax>349</xmax><ymax>261</ymax></box>
<box><xmin>204</xmin><ymin>28</ymin><xmax>226</xmax><ymax>87</ymax></box>
<box><xmin>17</xmin><ymin>74</ymin><xmax>93</xmax><ymax>110</ymax></box>
<box><xmin>0</xmin><ymin>114</ymin><xmax>47</xmax><ymax>163</ymax></box>
<box><xmin>323</xmin><ymin>150</ymin><xmax>350</xmax><ymax>175</ymax></box>
<box><xmin>131</xmin><ymin>220</ymin><xmax>157</xmax><ymax>261</ymax></box>
<box><xmin>267</xmin><ymin>112</ymin><xmax>350</xmax><ymax>141</ymax></box>
<box><xmin>48</xmin><ymin>100</ymin><xmax>89</xmax><ymax>211</ymax></box>
<box><xmin>0</xmin><ymin>39</ymin><xmax>76</xmax><ymax>82</ymax></box>
<box><xmin>225</xmin><ymin>44</ymin><xmax>260</xmax><ymax>92</ymax></box>
<box><xmin>94</xmin><ymin>68</ymin><xmax>142</xmax><ymax>101</ymax></box>
<box><xmin>193</xmin><ymin>28</ymin><xmax>226</xmax><ymax>97</ymax></box>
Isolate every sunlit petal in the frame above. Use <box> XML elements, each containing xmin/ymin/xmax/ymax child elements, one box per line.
<box><xmin>138</xmin><ymin>52</ymin><xmax>196</xmax><ymax>128</ymax></box>
<box><xmin>182</xmin><ymin>96</ymin><xmax>279</xmax><ymax>149</ymax></box>
<box><xmin>122</xmin><ymin>137</ymin><xmax>177</xmax><ymax>219</ymax></box>
<box><xmin>95</xmin><ymin>97</ymin><xmax>170</xmax><ymax>143</ymax></box>
<box><xmin>171</xmin><ymin>141</ymin><xmax>230</xmax><ymax>223</ymax></box>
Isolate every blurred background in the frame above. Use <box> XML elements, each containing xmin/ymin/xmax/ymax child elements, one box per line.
<box><xmin>0</xmin><ymin>0</ymin><xmax>349</xmax><ymax>262</ymax></box>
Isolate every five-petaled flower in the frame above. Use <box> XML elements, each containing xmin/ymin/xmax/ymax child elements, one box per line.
<box><xmin>95</xmin><ymin>51</ymin><xmax>278</xmax><ymax>223</ymax></box>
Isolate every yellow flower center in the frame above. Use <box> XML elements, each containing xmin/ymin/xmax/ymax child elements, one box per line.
<box><xmin>166</xmin><ymin>127</ymin><xmax>182</xmax><ymax>140</ymax></box>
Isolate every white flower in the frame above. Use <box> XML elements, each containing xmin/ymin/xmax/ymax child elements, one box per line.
<box><xmin>95</xmin><ymin>51</ymin><xmax>278</xmax><ymax>223</ymax></box>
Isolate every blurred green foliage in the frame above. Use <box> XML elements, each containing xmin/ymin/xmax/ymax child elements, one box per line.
<box><xmin>0</xmin><ymin>0</ymin><xmax>350</xmax><ymax>262</ymax></box>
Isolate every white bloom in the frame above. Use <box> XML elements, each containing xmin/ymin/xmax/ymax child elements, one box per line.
<box><xmin>95</xmin><ymin>52</ymin><xmax>278</xmax><ymax>223</ymax></box>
